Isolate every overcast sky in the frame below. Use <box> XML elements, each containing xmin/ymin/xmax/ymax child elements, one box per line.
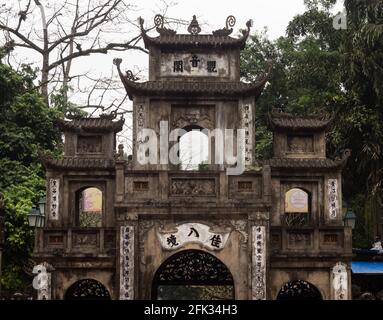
<box><xmin>4</xmin><ymin>0</ymin><xmax>345</xmax><ymax>148</ymax></box>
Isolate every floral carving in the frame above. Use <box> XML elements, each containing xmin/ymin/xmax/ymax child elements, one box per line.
<box><xmin>170</xmin><ymin>179</ymin><xmax>216</xmax><ymax>196</ymax></box>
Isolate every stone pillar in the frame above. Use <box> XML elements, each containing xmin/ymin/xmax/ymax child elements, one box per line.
<box><xmin>119</xmin><ymin>225</ymin><xmax>135</xmax><ymax>300</ymax></box>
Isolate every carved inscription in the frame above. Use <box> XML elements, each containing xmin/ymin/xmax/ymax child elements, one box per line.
<box><xmin>252</xmin><ymin>225</ymin><xmax>266</xmax><ymax>300</ymax></box>
<box><xmin>120</xmin><ymin>225</ymin><xmax>135</xmax><ymax>300</ymax></box>
<box><xmin>49</xmin><ymin>179</ymin><xmax>59</xmax><ymax>220</ymax></box>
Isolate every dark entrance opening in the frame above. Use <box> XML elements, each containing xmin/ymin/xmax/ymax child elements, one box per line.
<box><xmin>65</xmin><ymin>279</ymin><xmax>111</xmax><ymax>300</ymax></box>
<box><xmin>152</xmin><ymin>249</ymin><xmax>234</xmax><ymax>300</ymax></box>
<box><xmin>276</xmin><ymin>280</ymin><xmax>322</xmax><ymax>300</ymax></box>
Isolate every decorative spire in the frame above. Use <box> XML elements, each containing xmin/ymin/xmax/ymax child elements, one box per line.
<box><xmin>154</xmin><ymin>14</ymin><xmax>176</xmax><ymax>36</ymax></box>
<box><xmin>212</xmin><ymin>15</ymin><xmax>236</xmax><ymax>36</ymax></box>
<box><xmin>188</xmin><ymin>15</ymin><xmax>201</xmax><ymax>35</ymax></box>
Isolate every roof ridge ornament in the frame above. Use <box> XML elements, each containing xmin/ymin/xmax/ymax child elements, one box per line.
<box><xmin>188</xmin><ymin>15</ymin><xmax>201</xmax><ymax>35</ymax></box>
<box><xmin>212</xmin><ymin>15</ymin><xmax>236</xmax><ymax>36</ymax></box>
<box><xmin>154</xmin><ymin>14</ymin><xmax>177</xmax><ymax>36</ymax></box>
<box><xmin>99</xmin><ymin>111</ymin><xmax>117</xmax><ymax>120</ymax></box>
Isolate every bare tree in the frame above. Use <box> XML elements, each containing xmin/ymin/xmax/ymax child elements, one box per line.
<box><xmin>0</xmin><ymin>0</ymin><xmax>147</xmax><ymax>107</ymax></box>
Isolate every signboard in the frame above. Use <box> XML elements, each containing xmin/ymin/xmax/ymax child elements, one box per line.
<box><xmin>160</xmin><ymin>53</ymin><xmax>229</xmax><ymax>77</ymax></box>
<box><xmin>158</xmin><ymin>223</ymin><xmax>230</xmax><ymax>251</ymax></box>
<box><xmin>285</xmin><ymin>188</ymin><xmax>309</xmax><ymax>213</ymax></box>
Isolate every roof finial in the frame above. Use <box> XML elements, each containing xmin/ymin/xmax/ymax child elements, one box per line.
<box><xmin>188</xmin><ymin>15</ymin><xmax>201</xmax><ymax>35</ymax></box>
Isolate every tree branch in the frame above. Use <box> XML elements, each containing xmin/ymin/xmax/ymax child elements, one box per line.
<box><xmin>49</xmin><ymin>41</ymin><xmax>147</xmax><ymax>70</ymax></box>
<box><xmin>0</xmin><ymin>25</ymin><xmax>43</xmax><ymax>53</ymax></box>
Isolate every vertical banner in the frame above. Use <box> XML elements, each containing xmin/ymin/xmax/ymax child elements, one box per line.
<box><xmin>120</xmin><ymin>225</ymin><xmax>135</xmax><ymax>300</ymax></box>
<box><xmin>240</xmin><ymin>104</ymin><xmax>253</xmax><ymax>165</ymax></box>
<box><xmin>252</xmin><ymin>225</ymin><xmax>266</xmax><ymax>300</ymax></box>
<box><xmin>332</xmin><ymin>262</ymin><xmax>348</xmax><ymax>300</ymax></box>
<box><xmin>49</xmin><ymin>179</ymin><xmax>59</xmax><ymax>220</ymax></box>
<box><xmin>327</xmin><ymin>179</ymin><xmax>338</xmax><ymax>220</ymax></box>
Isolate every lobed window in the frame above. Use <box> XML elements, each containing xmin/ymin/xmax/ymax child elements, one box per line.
<box><xmin>284</xmin><ymin>188</ymin><xmax>310</xmax><ymax>227</ymax></box>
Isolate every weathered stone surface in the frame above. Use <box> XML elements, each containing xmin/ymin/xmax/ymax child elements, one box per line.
<box><xmin>33</xmin><ymin>14</ymin><xmax>352</xmax><ymax>301</ymax></box>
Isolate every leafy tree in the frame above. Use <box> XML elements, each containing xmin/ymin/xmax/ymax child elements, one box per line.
<box><xmin>0</xmin><ymin>51</ymin><xmax>63</xmax><ymax>292</ymax></box>
<box><xmin>241</xmin><ymin>0</ymin><xmax>383</xmax><ymax>247</ymax></box>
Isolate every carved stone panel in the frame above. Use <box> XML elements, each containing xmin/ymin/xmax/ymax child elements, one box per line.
<box><xmin>170</xmin><ymin>178</ymin><xmax>216</xmax><ymax>197</ymax></box>
<box><xmin>327</xmin><ymin>179</ymin><xmax>339</xmax><ymax>220</ymax></box>
<box><xmin>120</xmin><ymin>225</ymin><xmax>135</xmax><ymax>300</ymax></box>
<box><xmin>252</xmin><ymin>225</ymin><xmax>266</xmax><ymax>300</ymax></box>
<box><xmin>287</xmin><ymin>231</ymin><xmax>312</xmax><ymax>249</ymax></box>
<box><xmin>73</xmin><ymin>232</ymin><xmax>98</xmax><ymax>247</ymax></box>
<box><xmin>287</xmin><ymin>135</ymin><xmax>314</xmax><ymax>153</ymax></box>
<box><xmin>332</xmin><ymin>262</ymin><xmax>348</xmax><ymax>300</ymax></box>
<box><xmin>77</xmin><ymin>135</ymin><xmax>102</xmax><ymax>153</ymax></box>
<box><xmin>229</xmin><ymin>176</ymin><xmax>261</xmax><ymax>200</ymax></box>
<box><xmin>171</xmin><ymin>105</ymin><xmax>215</xmax><ymax>130</ymax></box>
<box><xmin>49</xmin><ymin>179</ymin><xmax>59</xmax><ymax>220</ymax></box>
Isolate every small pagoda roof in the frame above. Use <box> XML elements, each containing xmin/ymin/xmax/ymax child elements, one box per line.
<box><xmin>266</xmin><ymin>111</ymin><xmax>333</xmax><ymax>131</ymax></box>
<box><xmin>263</xmin><ymin>149</ymin><xmax>351</xmax><ymax>170</ymax></box>
<box><xmin>57</xmin><ymin>113</ymin><xmax>124</xmax><ymax>133</ymax></box>
<box><xmin>117</xmin><ymin>78</ymin><xmax>268</xmax><ymax>101</ymax></box>
<box><xmin>41</xmin><ymin>156</ymin><xmax>115</xmax><ymax>170</ymax></box>
<box><xmin>139</xmin><ymin>15</ymin><xmax>252</xmax><ymax>50</ymax></box>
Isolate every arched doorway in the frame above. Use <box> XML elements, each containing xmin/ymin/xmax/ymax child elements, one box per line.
<box><xmin>65</xmin><ymin>279</ymin><xmax>111</xmax><ymax>300</ymax></box>
<box><xmin>276</xmin><ymin>280</ymin><xmax>322</xmax><ymax>300</ymax></box>
<box><xmin>152</xmin><ymin>250</ymin><xmax>234</xmax><ymax>300</ymax></box>
<box><xmin>178</xmin><ymin>125</ymin><xmax>209</xmax><ymax>171</ymax></box>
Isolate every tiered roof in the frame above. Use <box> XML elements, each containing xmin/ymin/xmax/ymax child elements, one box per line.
<box><xmin>267</xmin><ymin>111</ymin><xmax>333</xmax><ymax>131</ymax></box>
<box><xmin>57</xmin><ymin>113</ymin><xmax>124</xmax><ymax>133</ymax></box>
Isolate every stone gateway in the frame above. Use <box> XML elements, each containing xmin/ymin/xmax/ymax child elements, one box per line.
<box><xmin>34</xmin><ymin>15</ymin><xmax>352</xmax><ymax>300</ymax></box>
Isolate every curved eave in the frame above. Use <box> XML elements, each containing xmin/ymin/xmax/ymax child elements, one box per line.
<box><xmin>119</xmin><ymin>78</ymin><xmax>268</xmax><ymax>101</ymax></box>
<box><xmin>266</xmin><ymin>113</ymin><xmax>334</xmax><ymax>132</ymax></box>
<box><xmin>57</xmin><ymin>119</ymin><xmax>124</xmax><ymax>133</ymax></box>
<box><xmin>41</xmin><ymin>156</ymin><xmax>115</xmax><ymax>171</ymax></box>
<box><xmin>264</xmin><ymin>150</ymin><xmax>351</xmax><ymax>171</ymax></box>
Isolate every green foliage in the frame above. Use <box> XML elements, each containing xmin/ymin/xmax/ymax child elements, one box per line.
<box><xmin>241</xmin><ymin>0</ymin><xmax>383</xmax><ymax>247</ymax></box>
<box><xmin>0</xmin><ymin>60</ymin><xmax>63</xmax><ymax>291</ymax></box>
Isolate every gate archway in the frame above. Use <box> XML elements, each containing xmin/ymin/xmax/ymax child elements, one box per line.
<box><xmin>152</xmin><ymin>250</ymin><xmax>234</xmax><ymax>300</ymax></box>
<box><xmin>65</xmin><ymin>279</ymin><xmax>111</xmax><ymax>300</ymax></box>
<box><xmin>276</xmin><ymin>280</ymin><xmax>322</xmax><ymax>300</ymax></box>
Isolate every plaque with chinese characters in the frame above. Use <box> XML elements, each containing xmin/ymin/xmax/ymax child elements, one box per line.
<box><xmin>327</xmin><ymin>179</ymin><xmax>339</xmax><ymax>219</ymax></box>
<box><xmin>49</xmin><ymin>179</ymin><xmax>59</xmax><ymax>220</ymax></box>
<box><xmin>157</xmin><ymin>223</ymin><xmax>231</xmax><ymax>251</ymax></box>
<box><xmin>160</xmin><ymin>53</ymin><xmax>229</xmax><ymax>77</ymax></box>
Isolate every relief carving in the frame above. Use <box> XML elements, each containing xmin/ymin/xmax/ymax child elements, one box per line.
<box><xmin>77</xmin><ymin>136</ymin><xmax>102</xmax><ymax>153</ymax></box>
<box><xmin>287</xmin><ymin>135</ymin><xmax>314</xmax><ymax>153</ymax></box>
<box><xmin>172</xmin><ymin>109</ymin><xmax>214</xmax><ymax>130</ymax></box>
<box><xmin>170</xmin><ymin>179</ymin><xmax>216</xmax><ymax>196</ymax></box>
<box><xmin>73</xmin><ymin>233</ymin><xmax>97</xmax><ymax>246</ymax></box>
<box><xmin>288</xmin><ymin>232</ymin><xmax>311</xmax><ymax>247</ymax></box>
<box><xmin>230</xmin><ymin>220</ymin><xmax>248</xmax><ymax>244</ymax></box>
